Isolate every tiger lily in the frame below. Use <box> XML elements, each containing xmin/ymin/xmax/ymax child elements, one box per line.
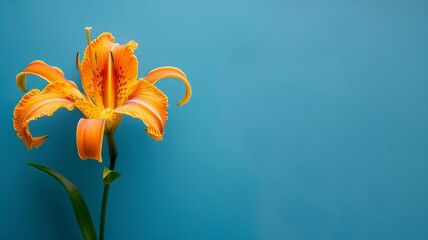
<box><xmin>13</xmin><ymin>27</ymin><xmax>192</xmax><ymax>162</ymax></box>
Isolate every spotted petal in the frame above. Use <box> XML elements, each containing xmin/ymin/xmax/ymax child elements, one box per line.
<box><xmin>80</xmin><ymin>29</ymin><xmax>139</xmax><ymax>110</ymax></box>
<box><xmin>114</xmin><ymin>79</ymin><xmax>168</xmax><ymax>140</ymax></box>
<box><xmin>104</xmin><ymin>40</ymin><xmax>139</xmax><ymax>132</ymax></box>
<box><xmin>111</xmin><ymin>41</ymin><xmax>138</xmax><ymax>107</ymax></box>
<box><xmin>80</xmin><ymin>29</ymin><xmax>114</xmax><ymax>108</ymax></box>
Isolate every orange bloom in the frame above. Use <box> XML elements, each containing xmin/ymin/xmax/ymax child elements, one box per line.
<box><xmin>13</xmin><ymin>27</ymin><xmax>192</xmax><ymax>162</ymax></box>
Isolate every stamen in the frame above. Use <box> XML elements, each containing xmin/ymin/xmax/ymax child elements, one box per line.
<box><xmin>84</xmin><ymin>27</ymin><xmax>92</xmax><ymax>46</ymax></box>
<box><xmin>110</xmin><ymin>51</ymin><xmax>114</xmax><ymax>67</ymax></box>
<box><xmin>76</xmin><ymin>52</ymin><xmax>81</xmax><ymax>70</ymax></box>
<box><xmin>85</xmin><ymin>27</ymin><xmax>94</xmax><ymax>65</ymax></box>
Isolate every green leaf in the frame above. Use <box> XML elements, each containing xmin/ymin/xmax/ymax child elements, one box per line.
<box><xmin>28</xmin><ymin>162</ymin><xmax>97</xmax><ymax>240</ymax></box>
<box><xmin>102</xmin><ymin>167</ymin><xmax>121</xmax><ymax>185</ymax></box>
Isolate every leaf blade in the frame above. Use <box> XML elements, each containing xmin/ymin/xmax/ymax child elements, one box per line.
<box><xmin>28</xmin><ymin>162</ymin><xmax>97</xmax><ymax>240</ymax></box>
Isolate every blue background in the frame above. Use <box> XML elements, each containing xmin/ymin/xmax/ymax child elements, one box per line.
<box><xmin>1</xmin><ymin>0</ymin><xmax>428</xmax><ymax>239</ymax></box>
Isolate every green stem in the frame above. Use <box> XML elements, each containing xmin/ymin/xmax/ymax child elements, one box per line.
<box><xmin>107</xmin><ymin>134</ymin><xmax>117</xmax><ymax>170</ymax></box>
<box><xmin>100</xmin><ymin>133</ymin><xmax>117</xmax><ymax>240</ymax></box>
<box><xmin>99</xmin><ymin>184</ymin><xmax>110</xmax><ymax>240</ymax></box>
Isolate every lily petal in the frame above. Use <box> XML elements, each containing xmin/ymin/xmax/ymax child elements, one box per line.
<box><xmin>16</xmin><ymin>60</ymin><xmax>76</xmax><ymax>92</ymax></box>
<box><xmin>114</xmin><ymin>79</ymin><xmax>168</xmax><ymax>140</ymax></box>
<box><xmin>103</xmin><ymin>41</ymin><xmax>139</xmax><ymax>132</ymax></box>
<box><xmin>80</xmin><ymin>29</ymin><xmax>114</xmax><ymax>109</ymax></box>
<box><xmin>112</xmin><ymin>41</ymin><xmax>138</xmax><ymax>107</ymax></box>
<box><xmin>13</xmin><ymin>89</ymin><xmax>75</xmax><ymax>149</ymax></box>
<box><xmin>43</xmin><ymin>81</ymin><xmax>105</xmax><ymax>119</ymax></box>
<box><xmin>13</xmin><ymin>81</ymin><xmax>101</xmax><ymax>149</ymax></box>
<box><xmin>144</xmin><ymin>66</ymin><xmax>192</xmax><ymax>106</ymax></box>
<box><xmin>76</xmin><ymin>118</ymin><xmax>105</xmax><ymax>162</ymax></box>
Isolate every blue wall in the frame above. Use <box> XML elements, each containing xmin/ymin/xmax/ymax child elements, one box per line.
<box><xmin>1</xmin><ymin>0</ymin><xmax>428</xmax><ymax>239</ymax></box>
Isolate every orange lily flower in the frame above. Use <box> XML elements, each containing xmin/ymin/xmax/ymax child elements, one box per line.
<box><xmin>13</xmin><ymin>27</ymin><xmax>192</xmax><ymax>162</ymax></box>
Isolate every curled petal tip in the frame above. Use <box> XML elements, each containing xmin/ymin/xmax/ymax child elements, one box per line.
<box><xmin>180</xmin><ymin>99</ymin><xmax>191</xmax><ymax>106</ymax></box>
<box><xmin>128</xmin><ymin>41</ymin><xmax>138</xmax><ymax>50</ymax></box>
<box><xmin>23</xmin><ymin>135</ymin><xmax>49</xmax><ymax>149</ymax></box>
<box><xmin>176</xmin><ymin>87</ymin><xmax>191</xmax><ymax>106</ymax></box>
<box><xmin>176</xmin><ymin>78</ymin><xmax>192</xmax><ymax>106</ymax></box>
<box><xmin>31</xmin><ymin>135</ymin><xmax>49</xmax><ymax>148</ymax></box>
<box><xmin>146</xmin><ymin>128</ymin><xmax>164</xmax><ymax>141</ymax></box>
<box><xmin>16</xmin><ymin>72</ymin><xmax>27</xmax><ymax>92</ymax></box>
